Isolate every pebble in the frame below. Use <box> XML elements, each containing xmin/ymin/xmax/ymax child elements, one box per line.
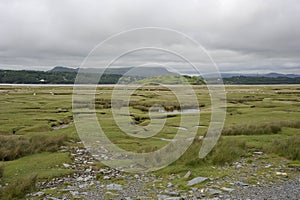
<box><xmin>106</xmin><ymin>184</ymin><xmax>123</xmax><ymax>191</ymax></box>
<box><xmin>184</xmin><ymin>171</ymin><xmax>191</xmax><ymax>179</ymax></box>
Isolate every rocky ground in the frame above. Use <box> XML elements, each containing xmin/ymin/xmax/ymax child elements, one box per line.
<box><xmin>26</xmin><ymin>144</ymin><xmax>300</xmax><ymax>200</ymax></box>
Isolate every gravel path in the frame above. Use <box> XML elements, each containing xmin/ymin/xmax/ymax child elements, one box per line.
<box><xmin>225</xmin><ymin>177</ymin><xmax>300</xmax><ymax>200</ymax></box>
<box><xmin>26</xmin><ymin>146</ymin><xmax>300</xmax><ymax>200</ymax></box>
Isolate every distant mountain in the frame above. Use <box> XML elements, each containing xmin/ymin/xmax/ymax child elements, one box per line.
<box><xmin>223</xmin><ymin>76</ymin><xmax>300</xmax><ymax>85</ymax></box>
<box><xmin>50</xmin><ymin>66</ymin><xmax>78</xmax><ymax>73</ymax></box>
<box><xmin>220</xmin><ymin>72</ymin><xmax>300</xmax><ymax>78</ymax></box>
<box><xmin>49</xmin><ymin>66</ymin><xmax>175</xmax><ymax>78</ymax></box>
<box><xmin>1</xmin><ymin>66</ymin><xmax>299</xmax><ymax>85</ymax></box>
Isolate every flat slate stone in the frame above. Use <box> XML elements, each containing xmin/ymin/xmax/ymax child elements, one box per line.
<box><xmin>187</xmin><ymin>177</ymin><xmax>208</xmax><ymax>186</ymax></box>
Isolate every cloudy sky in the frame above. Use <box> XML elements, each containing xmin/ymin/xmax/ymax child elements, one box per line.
<box><xmin>0</xmin><ymin>0</ymin><xmax>300</xmax><ymax>74</ymax></box>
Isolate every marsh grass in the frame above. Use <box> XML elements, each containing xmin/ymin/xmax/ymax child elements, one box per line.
<box><xmin>209</xmin><ymin>138</ymin><xmax>247</xmax><ymax>165</ymax></box>
<box><xmin>174</xmin><ymin>137</ymin><xmax>247</xmax><ymax>167</ymax></box>
<box><xmin>0</xmin><ymin>134</ymin><xmax>68</xmax><ymax>161</ymax></box>
<box><xmin>222</xmin><ymin>121</ymin><xmax>300</xmax><ymax>136</ymax></box>
<box><xmin>0</xmin><ymin>174</ymin><xmax>37</xmax><ymax>200</ymax></box>
<box><xmin>265</xmin><ymin>136</ymin><xmax>300</xmax><ymax>160</ymax></box>
<box><xmin>1</xmin><ymin>85</ymin><xmax>300</xmax><ymax>197</ymax></box>
<box><xmin>0</xmin><ymin>165</ymin><xmax>3</xmax><ymax>179</ymax></box>
<box><xmin>222</xmin><ymin>123</ymin><xmax>282</xmax><ymax>135</ymax></box>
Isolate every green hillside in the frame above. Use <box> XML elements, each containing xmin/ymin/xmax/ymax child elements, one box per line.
<box><xmin>133</xmin><ymin>74</ymin><xmax>206</xmax><ymax>85</ymax></box>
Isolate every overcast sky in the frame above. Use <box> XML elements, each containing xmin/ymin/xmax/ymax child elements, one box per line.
<box><xmin>0</xmin><ymin>0</ymin><xmax>299</xmax><ymax>74</ymax></box>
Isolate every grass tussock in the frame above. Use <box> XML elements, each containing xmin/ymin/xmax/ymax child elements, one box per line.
<box><xmin>222</xmin><ymin>123</ymin><xmax>281</xmax><ymax>136</ymax></box>
<box><xmin>222</xmin><ymin>121</ymin><xmax>300</xmax><ymax>136</ymax></box>
<box><xmin>0</xmin><ymin>134</ymin><xmax>68</xmax><ymax>161</ymax></box>
<box><xmin>265</xmin><ymin>136</ymin><xmax>300</xmax><ymax>160</ymax></box>
<box><xmin>209</xmin><ymin>138</ymin><xmax>246</xmax><ymax>165</ymax></box>
<box><xmin>0</xmin><ymin>175</ymin><xmax>37</xmax><ymax>200</ymax></box>
<box><xmin>0</xmin><ymin>165</ymin><xmax>3</xmax><ymax>179</ymax></box>
<box><xmin>178</xmin><ymin>138</ymin><xmax>247</xmax><ymax>167</ymax></box>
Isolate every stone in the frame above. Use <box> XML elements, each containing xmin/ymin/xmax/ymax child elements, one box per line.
<box><xmin>107</xmin><ymin>184</ymin><xmax>123</xmax><ymax>191</ymax></box>
<box><xmin>167</xmin><ymin>182</ymin><xmax>173</xmax><ymax>188</ymax></box>
<box><xmin>187</xmin><ymin>177</ymin><xmax>208</xmax><ymax>186</ymax></box>
<box><xmin>184</xmin><ymin>171</ymin><xmax>191</xmax><ymax>179</ymax></box>
<box><xmin>85</xmin><ymin>168</ymin><xmax>92</xmax><ymax>173</ymax></box>
<box><xmin>253</xmin><ymin>151</ymin><xmax>263</xmax><ymax>155</ymax></box>
<box><xmin>265</xmin><ymin>164</ymin><xmax>272</xmax><ymax>168</ymax></box>
<box><xmin>32</xmin><ymin>191</ymin><xmax>44</xmax><ymax>197</ymax></box>
<box><xmin>70</xmin><ymin>191</ymin><xmax>79</xmax><ymax>197</ymax></box>
<box><xmin>63</xmin><ymin>163</ymin><xmax>71</xmax><ymax>168</ymax></box>
<box><xmin>236</xmin><ymin>163</ymin><xmax>242</xmax><ymax>169</ymax></box>
<box><xmin>276</xmin><ymin>172</ymin><xmax>288</xmax><ymax>176</ymax></box>
<box><xmin>79</xmin><ymin>183</ymin><xmax>88</xmax><ymax>189</ymax></box>
<box><xmin>221</xmin><ymin>187</ymin><xmax>235</xmax><ymax>193</ymax></box>
<box><xmin>234</xmin><ymin>181</ymin><xmax>249</xmax><ymax>186</ymax></box>
<box><xmin>84</xmin><ymin>175</ymin><xmax>93</xmax><ymax>182</ymax></box>
<box><xmin>157</xmin><ymin>194</ymin><xmax>170</xmax><ymax>200</ymax></box>
<box><xmin>207</xmin><ymin>188</ymin><xmax>222</xmax><ymax>195</ymax></box>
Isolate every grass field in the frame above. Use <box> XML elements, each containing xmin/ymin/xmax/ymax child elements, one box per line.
<box><xmin>0</xmin><ymin>84</ymin><xmax>299</xmax><ymax>198</ymax></box>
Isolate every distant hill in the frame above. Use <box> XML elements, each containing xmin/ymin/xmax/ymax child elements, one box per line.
<box><xmin>0</xmin><ymin>66</ymin><xmax>299</xmax><ymax>85</ymax></box>
<box><xmin>223</xmin><ymin>76</ymin><xmax>300</xmax><ymax>84</ymax></box>
<box><xmin>49</xmin><ymin>66</ymin><xmax>175</xmax><ymax>78</ymax></box>
<box><xmin>0</xmin><ymin>69</ymin><xmax>121</xmax><ymax>84</ymax></box>
<box><xmin>50</xmin><ymin>66</ymin><xmax>78</xmax><ymax>73</ymax></box>
<box><xmin>132</xmin><ymin>74</ymin><xmax>205</xmax><ymax>85</ymax></box>
<box><xmin>220</xmin><ymin>72</ymin><xmax>300</xmax><ymax>78</ymax></box>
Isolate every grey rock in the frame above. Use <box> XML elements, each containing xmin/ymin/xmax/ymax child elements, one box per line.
<box><xmin>106</xmin><ymin>183</ymin><xmax>123</xmax><ymax>191</ymax></box>
<box><xmin>32</xmin><ymin>191</ymin><xmax>44</xmax><ymax>197</ymax></box>
<box><xmin>70</xmin><ymin>191</ymin><xmax>79</xmax><ymax>197</ymax></box>
<box><xmin>221</xmin><ymin>187</ymin><xmax>235</xmax><ymax>193</ymax></box>
<box><xmin>157</xmin><ymin>194</ymin><xmax>170</xmax><ymax>200</ymax></box>
<box><xmin>234</xmin><ymin>181</ymin><xmax>249</xmax><ymax>186</ymax></box>
<box><xmin>63</xmin><ymin>163</ymin><xmax>71</xmax><ymax>168</ymax></box>
<box><xmin>207</xmin><ymin>189</ymin><xmax>222</xmax><ymax>195</ymax></box>
<box><xmin>187</xmin><ymin>177</ymin><xmax>208</xmax><ymax>186</ymax></box>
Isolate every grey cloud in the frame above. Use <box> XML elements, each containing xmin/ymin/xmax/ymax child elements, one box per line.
<box><xmin>0</xmin><ymin>0</ymin><xmax>299</xmax><ymax>73</ymax></box>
